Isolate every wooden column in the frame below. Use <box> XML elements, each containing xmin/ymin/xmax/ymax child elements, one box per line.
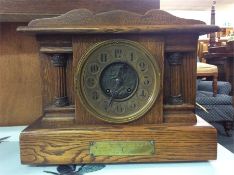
<box><xmin>168</xmin><ymin>53</ymin><xmax>183</xmax><ymax>105</ymax></box>
<box><xmin>212</xmin><ymin>74</ymin><xmax>218</xmax><ymax>97</ymax></box>
<box><xmin>51</xmin><ymin>54</ymin><xmax>69</xmax><ymax>107</ymax></box>
<box><xmin>209</xmin><ymin>0</ymin><xmax>216</xmax><ymax>47</ymax></box>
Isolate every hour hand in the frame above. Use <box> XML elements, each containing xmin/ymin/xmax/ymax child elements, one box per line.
<box><xmin>107</xmin><ymin>78</ymin><xmax>122</xmax><ymax>107</ymax></box>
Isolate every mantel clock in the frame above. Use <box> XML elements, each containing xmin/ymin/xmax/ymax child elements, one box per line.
<box><xmin>17</xmin><ymin>9</ymin><xmax>219</xmax><ymax>164</ymax></box>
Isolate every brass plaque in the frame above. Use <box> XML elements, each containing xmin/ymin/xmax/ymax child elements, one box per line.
<box><xmin>90</xmin><ymin>141</ymin><xmax>155</xmax><ymax>156</ymax></box>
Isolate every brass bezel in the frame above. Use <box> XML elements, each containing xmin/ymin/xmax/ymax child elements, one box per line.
<box><xmin>75</xmin><ymin>39</ymin><xmax>160</xmax><ymax>123</ymax></box>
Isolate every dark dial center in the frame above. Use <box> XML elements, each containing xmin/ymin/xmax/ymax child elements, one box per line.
<box><xmin>100</xmin><ymin>62</ymin><xmax>138</xmax><ymax>100</ymax></box>
<box><xmin>115</xmin><ymin>78</ymin><xmax>122</xmax><ymax>84</ymax></box>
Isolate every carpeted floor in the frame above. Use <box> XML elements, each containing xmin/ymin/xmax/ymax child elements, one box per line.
<box><xmin>212</xmin><ymin>122</ymin><xmax>234</xmax><ymax>153</ymax></box>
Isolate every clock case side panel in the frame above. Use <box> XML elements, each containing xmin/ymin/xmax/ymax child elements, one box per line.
<box><xmin>73</xmin><ymin>34</ymin><xmax>164</xmax><ymax>125</ymax></box>
<box><xmin>163</xmin><ymin>34</ymin><xmax>198</xmax><ymax>124</ymax></box>
<box><xmin>37</xmin><ymin>35</ymin><xmax>75</xmax><ymax>125</ymax></box>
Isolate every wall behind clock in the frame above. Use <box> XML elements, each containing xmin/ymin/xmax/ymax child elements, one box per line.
<box><xmin>0</xmin><ymin>0</ymin><xmax>160</xmax><ymax>126</ymax></box>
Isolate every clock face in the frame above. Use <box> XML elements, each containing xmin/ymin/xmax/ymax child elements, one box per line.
<box><xmin>76</xmin><ymin>39</ymin><xmax>160</xmax><ymax>123</ymax></box>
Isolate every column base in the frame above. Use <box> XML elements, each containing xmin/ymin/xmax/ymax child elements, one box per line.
<box><xmin>55</xmin><ymin>96</ymin><xmax>69</xmax><ymax>107</ymax></box>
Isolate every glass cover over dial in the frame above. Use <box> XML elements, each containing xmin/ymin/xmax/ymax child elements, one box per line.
<box><xmin>76</xmin><ymin>39</ymin><xmax>160</xmax><ymax>123</ymax></box>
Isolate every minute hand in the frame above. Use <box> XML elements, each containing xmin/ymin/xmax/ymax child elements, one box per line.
<box><xmin>108</xmin><ymin>64</ymin><xmax>126</xmax><ymax>106</ymax></box>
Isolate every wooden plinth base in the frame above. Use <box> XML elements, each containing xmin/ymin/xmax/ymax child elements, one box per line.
<box><xmin>20</xmin><ymin>117</ymin><xmax>217</xmax><ymax>165</ymax></box>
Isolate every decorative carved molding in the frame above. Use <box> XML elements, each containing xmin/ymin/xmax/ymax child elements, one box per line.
<box><xmin>17</xmin><ymin>9</ymin><xmax>220</xmax><ymax>35</ymax></box>
<box><xmin>28</xmin><ymin>9</ymin><xmax>205</xmax><ymax>27</ymax></box>
<box><xmin>40</xmin><ymin>47</ymin><xmax>72</xmax><ymax>54</ymax></box>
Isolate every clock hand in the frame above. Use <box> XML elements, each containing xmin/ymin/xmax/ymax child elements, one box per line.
<box><xmin>108</xmin><ymin>78</ymin><xmax>121</xmax><ymax>107</ymax></box>
<box><xmin>107</xmin><ymin>63</ymin><xmax>128</xmax><ymax>107</ymax></box>
<box><xmin>111</xmin><ymin>65</ymin><xmax>123</xmax><ymax>79</ymax></box>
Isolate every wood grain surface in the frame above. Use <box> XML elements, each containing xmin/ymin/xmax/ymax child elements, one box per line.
<box><xmin>20</xmin><ymin>117</ymin><xmax>217</xmax><ymax>164</ymax></box>
<box><xmin>17</xmin><ymin>9</ymin><xmax>219</xmax><ymax>36</ymax></box>
<box><xmin>26</xmin><ymin>9</ymin><xmax>205</xmax><ymax>27</ymax></box>
<box><xmin>0</xmin><ymin>22</ymin><xmax>42</xmax><ymax>126</ymax></box>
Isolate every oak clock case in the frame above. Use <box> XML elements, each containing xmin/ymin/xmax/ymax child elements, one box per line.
<box><xmin>17</xmin><ymin>9</ymin><xmax>219</xmax><ymax>164</ymax></box>
<box><xmin>76</xmin><ymin>39</ymin><xmax>160</xmax><ymax>123</ymax></box>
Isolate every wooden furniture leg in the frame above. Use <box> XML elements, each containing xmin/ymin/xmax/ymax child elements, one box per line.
<box><xmin>212</xmin><ymin>74</ymin><xmax>218</xmax><ymax>96</ymax></box>
<box><xmin>223</xmin><ymin>121</ymin><xmax>233</xmax><ymax>137</ymax></box>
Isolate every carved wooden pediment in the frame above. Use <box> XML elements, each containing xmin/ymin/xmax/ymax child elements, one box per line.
<box><xmin>17</xmin><ymin>9</ymin><xmax>219</xmax><ymax>35</ymax></box>
<box><xmin>28</xmin><ymin>9</ymin><xmax>205</xmax><ymax>26</ymax></box>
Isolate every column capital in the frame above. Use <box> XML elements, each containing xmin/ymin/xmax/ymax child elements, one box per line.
<box><xmin>167</xmin><ymin>52</ymin><xmax>183</xmax><ymax>65</ymax></box>
<box><xmin>51</xmin><ymin>53</ymin><xmax>67</xmax><ymax>67</ymax></box>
